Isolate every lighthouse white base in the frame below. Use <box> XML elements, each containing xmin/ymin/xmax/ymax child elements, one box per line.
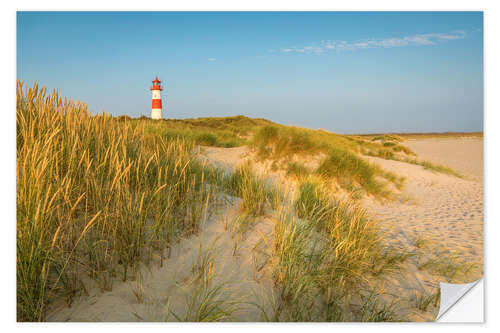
<box><xmin>151</xmin><ymin>109</ymin><xmax>162</xmax><ymax>120</ymax></box>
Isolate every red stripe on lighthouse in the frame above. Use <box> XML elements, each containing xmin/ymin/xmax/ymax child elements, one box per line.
<box><xmin>152</xmin><ymin>99</ymin><xmax>162</xmax><ymax>108</ymax></box>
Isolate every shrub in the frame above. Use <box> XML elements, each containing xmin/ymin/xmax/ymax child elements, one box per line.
<box><xmin>315</xmin><ymin>148</ymin><xmax>389</xmax><ymax>197</ymax></box>
<box><xmin>197</xmin><ymin>132</ymin><xmax>218</xmax><ymax>146</ymax></box>
<box><xmin>286</xmin><ymin>162</ymin><xmax>309</xmax><ymax>179</ymax></box>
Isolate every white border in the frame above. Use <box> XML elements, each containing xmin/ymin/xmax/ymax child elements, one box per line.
<box><xmin>3</xmin><ymin>1</ymin><xmax>498</xmax><ymax>332</ymax></box>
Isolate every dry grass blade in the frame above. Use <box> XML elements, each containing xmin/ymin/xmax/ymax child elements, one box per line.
<box><xmin>16</xmin><ymin>81</ymin><xmax>224</xmax><ymax>321</ymax></box>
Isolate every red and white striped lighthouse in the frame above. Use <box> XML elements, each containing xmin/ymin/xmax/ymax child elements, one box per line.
<box><xmin>150</xmin><ymin>76</ymin><xmax>163</xmax><ymax>119</ymax></box>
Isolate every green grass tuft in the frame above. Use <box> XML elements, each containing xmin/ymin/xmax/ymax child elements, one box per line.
<box><xmin>263</xmin><ymin>180</ymin><xmax>407</xmax><ymax>321</ymax></box>
<box><xmin>286</xmin><ymin>162</ymin><xmax>309</xmax><ymax>179</ymax></box>
<box><xmin>223</xmin><ymin>162</ymin><xmax>280</xmax><ymax>217</ymax></box>
<box><xmin>418</xmin><ymin>252</ymin><xmax>477</xmax><ymax>282</ymax></box>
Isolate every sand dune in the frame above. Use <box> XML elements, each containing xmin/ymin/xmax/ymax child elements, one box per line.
<box><xmin>360</xmin><ymin>138</ymin><xmax>483</xmax><ymax>320</ymax></box>
<box><xmin>46</xmin><ymin>137</ymin><xmax>483</xmax><ymax>322</ymax></box>
<box><xmin>47</xmin><ymin>196</ymin><xmax>277</xmax><ymax>322</ymax></box>
<box><xmin>363</xmin><ymin>138</ymin><xmax>483</xmax><ymax>279</ymax></box>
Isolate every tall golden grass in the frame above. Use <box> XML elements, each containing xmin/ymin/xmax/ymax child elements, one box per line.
<box><xmin>17</xmin><ymin>81</ymin><xmax>421</xmax><ymax>322</ymax></box>
<box><xmin>16</xmin><ymin>81</ymin><xmax>225</xmax><ymax>321</ymax></box>
<box><xmin>264</xmin><ymin>178</ymin><xmax>409</xmax><ymax>321</ymax></box>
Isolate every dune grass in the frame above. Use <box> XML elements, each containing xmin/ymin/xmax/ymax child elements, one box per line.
<box><xmin>414</xmin><ymin>289</ymin><xmax>440</xmax><ymax>312</ymax></box>
<box><xmin>126</xmin><ymin>113</ymin><xmax>462</xmax><ymax>185</ymax></box>
<box><xmin>363</xmin><ymin>148</ymin><xmax>463</xmax><ymax>178</ymax></box>
<box><xmin>253</xmin><ymin>125</ymin><xmax>404</xmax><ymax>198</ymax></box>
<box><xmin>265</xmin><ymin>179</ymin><xmax>408</xmax><ymax>321</ymax></box>
<box><xmin>166</xmin><ymin>239</ymin><xmax>241</xmax><ymax>322</ymax></box>
<box><xmin>418</xmin><ymin>253</ymin><xmax>477</xmax><ymax>283</ymax></box>
<box><xmin>122</xmin><ymin>115</ymin><xmax>273</xmax><ymax>148</ymax></box>
<box><xmin>356</xmin><ymin>132</ymin><xmax>473</xmax><ymax>178</ymax></box>
<box><xmin>222</xmin><ymin>162</ymin><xmax>281</xmax><ymax>217</ymax></box>
<box><xmin>16</xmin><ymin>82</ymin><xmax>213</xmax><ymax>320</ymax></box>
<box><xmin>17</xmin><ymin>81</ymin><xmax>428</xmax><ymax>322</ymax></box>
<box><xmin>413</xmin><ymin>235</ymin><xmax>432</xmax><ymax>249</ymax></box>
<box><xmin>315</xmin><ymin>147</ymin><xmax>396</xmax><ymax>197</ymax></box>
<box><xmin>358</xmin><ymin>289</ymin><xmax>400</xmax><ymax>322</ymax></box>
<box><xmin>123</xmin><ymin>114</ymin><xmax>462</xmax><ymax>195</ymax></box>
<box><xmin>16</xmin><ymin>82</ymin><xmax>276</xmax><ymax>321</ymax></box>
<box><xmin>370</xmin><ymin>134</ymin><xmax>404</xmax><ymax>143</ymax></box>
<box><xmin>286</xmin><ymin>161</ymin><xmax>310</xmax><ymax>179</ymax></box>
<box><xmin>416</xmin><ymin>160</ymin><xmax>464</xmax><ymax>178</ymax></box>
<box><xmin>356</xmin><ymin>132</ymin><xmax>483</xmax><ymax>140</ymax></box>
<box><xmin>379</xmin><ymin>156</ymin><xmax>463</xmax><ymax>178</ymax></box>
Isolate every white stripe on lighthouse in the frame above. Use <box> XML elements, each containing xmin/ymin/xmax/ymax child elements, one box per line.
<box><xmin>151</xmin><ymin>109</ymin><xmax>162</xmax><ymax>119</ymax></box>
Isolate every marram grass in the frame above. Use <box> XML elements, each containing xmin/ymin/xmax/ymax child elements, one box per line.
<box><xmin>17</xmin><ymin>81</ymin><xmax>438</xmax><ymax>322</ymax></box>
<box><xmin>16</xmin><ymin>81</ymin><xmax>228</xmax><ymax>321</ymax></box>
<box><xmin>252</xmin><ymin>125</ymin><xmax>405</xmax><ymax>198</ymax></box>
<box><xmin>263</xmin><ymin>179</ymin><xmax>409</xmax><ymax>321</ymax></box>
<box><xmin>16</xmin><ymin>81</ymin><xmax>283</xmax><ymax>321</ymax></box>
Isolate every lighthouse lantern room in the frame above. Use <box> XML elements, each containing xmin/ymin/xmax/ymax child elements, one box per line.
<box><xmin>150</xmin><ymin>76</ymin><xmax>163</xmax><ymax>119</ymax></box>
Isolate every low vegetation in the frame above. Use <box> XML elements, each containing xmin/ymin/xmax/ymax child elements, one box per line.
<box><xmin>18</xmin><ymin>81</ymin><xmax>469</xmax><ymax>322</ymax></box>
<box><xmin>16</xmin><ymin>82</ymin><xmax>274</xmax><ymax>321</ymax></box>
<box><xmin>223</xmin><ymin>162</ymin><xmax>281</xmax><ymax>217</ymax></box>
<box><xmin>122</xmin><ymin>113</ymin><xmax>463</xmax><ymax>186</ymax></box>
<box><xmin>414</xmin><ymin>159</ymin><xmax>463</xmax><ymax>178</ymax></box>
<box><xmin>356</xmin><ymin>132</ymin><xmax>483</xmax><ymax>140</ymax></box>
<box><xmin>121</xmin><ymin>114</ymin><xmax>273</xmax><ymax>148</ymax></box>
<box><xmin>166</xmin><ymin>240</ymin><xmax>241</xmax><ymax>322</ymax></box>
<box><xmin>253</xmin><ymin>125</ymin><xmax>404</xmax><ymax>198</ymax></box>
<box><xmin>418</xmin><ymin>252</ymin><xmax>477</xmax><ymax>283</ymax></box>
<box><xmin>414</xmin><ymin>289</ymin><xmax>440</xmax><ymax>312</ymax></box>
<box><xmin>264</xmin><ymin>179</ymin><xmax>409</xmax><ymax>321</ymax></box>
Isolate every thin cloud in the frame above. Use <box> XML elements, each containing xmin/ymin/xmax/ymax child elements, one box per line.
<box><xmin>280</xmin><ymin>30</ymin><xmax>466</xmax><ymax>54</ymax></box>
<box><xmin>208</xmin><ymin>58</ymin><xmax>217</xmax><ymax>61</ymax></box>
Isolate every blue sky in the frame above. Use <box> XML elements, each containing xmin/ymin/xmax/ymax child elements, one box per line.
<box><xmin>17</xmin><ymin>12</ymin><xmax>483</xmax><ymax>133</ymax></box>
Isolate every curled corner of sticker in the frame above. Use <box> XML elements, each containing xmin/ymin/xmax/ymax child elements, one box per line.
<box><xmin>436</xmin><ymin>278</ymin><xmax>483</xmax><ymax>322</ymax></box>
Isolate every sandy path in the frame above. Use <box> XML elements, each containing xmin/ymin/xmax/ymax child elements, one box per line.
<box><xmin>197</xmin><ymin>146</ymin><xmax>250</xmax><ymax>173</ymax></box>
<box><xmin>47</xmin><ymin>197</ymin><xmax>276</xmax><ymax>322</ymax></box>
<box><xmin>48</xmin><ymin>147</ymin><xmax>279</xmax><ymax>322</ymax></box>
<box><xmin>362</xmin><ymin>138</ymin><xmax>484</xmax><ymax>282</ymax></box>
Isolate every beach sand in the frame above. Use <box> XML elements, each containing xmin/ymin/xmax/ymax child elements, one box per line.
<box><xmin>46</xmin><ymin>137</ymin><xmax>484</xmax><ymax>322</ymax></box>
<box><xmin>47</xmin><ymin>195</ymin><xmax>277</xmax><ymax>322</ymax></box>
<box><xmin>363</xmin><ymin>137</ymin><xmax>483</xmax><ymax>278</ymax></box>
<box><xmin>361</xmin><ymin>137</ymin><xmax>483</xmax><ymax>320</ymax></box>
<box><xmin>405</xmin><ymin>138</ymin><xmax>483</xmax><ymax>181</ymax></box>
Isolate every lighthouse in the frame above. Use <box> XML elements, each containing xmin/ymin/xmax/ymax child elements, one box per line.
<box><xmin>150</xmin><ymin>76</ymin><xmax>163</xmax><ymax>119</ymax></box>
